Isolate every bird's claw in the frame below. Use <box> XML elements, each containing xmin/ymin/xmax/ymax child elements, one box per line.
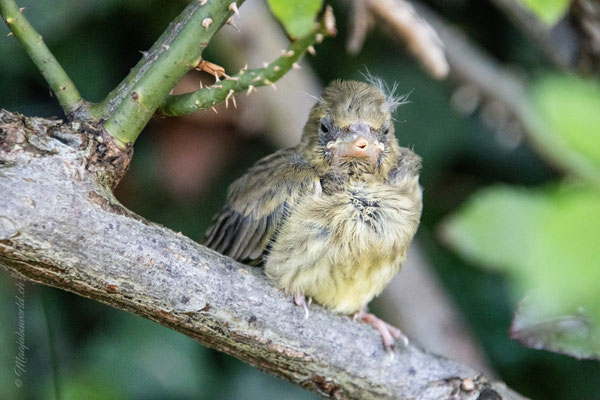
<box><xmin>293</xmin><ymin>293</ymin><xmax>311</xmax><ymax>320</ymax></box>
<box><xmin>355</xmin><ymin>310</ymin><xmax>409</xmax><ymax>352</ymax></box>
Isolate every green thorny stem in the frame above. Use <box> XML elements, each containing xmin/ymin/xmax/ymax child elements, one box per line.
<box><xmin>95</xmin><ymin>0</ymin><xmax>247</xmax><ymax>146</ymax></box>
<box><xmin>0</xmin><ymin>0</ymin><xmax>83</xmax><ymax>114</ymax></box>
<box><xmin>159</xmin><ymin>8</ymin><xmax>337</xmax><ymax>117</ymax></box>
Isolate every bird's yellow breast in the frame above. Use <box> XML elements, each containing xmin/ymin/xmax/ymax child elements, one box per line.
<box><xmin>265</xmin><ymin>180</ymin><xmax>421</xmax><ymax>314</ymax></box>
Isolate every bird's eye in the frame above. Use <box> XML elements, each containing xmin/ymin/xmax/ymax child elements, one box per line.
<box><xmin>320</xmin><ymin>122</ymin><xmax>329</xmax><ymax>133</ymax></box>
<box><xmin>383</xmin><ymin>128</ymin><xmax>389</xmax><ymax>135</ymax></box>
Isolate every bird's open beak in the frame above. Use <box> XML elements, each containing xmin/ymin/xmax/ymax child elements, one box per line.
<box><xmin>326</xmin><ymin>121</ymin><xmax>385</xmax><ymax>161</ymax></box>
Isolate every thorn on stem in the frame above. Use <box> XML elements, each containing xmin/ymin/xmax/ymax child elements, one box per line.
<box><xmin>264</xmin><ymin>80</ymin><xmax>277</xmax><ymax>91</ymax></box>
<box><xmin>228</xmin><ymin>2</ymin><xmax>240</xmax><ymax>16</ymax></box>
<box><xmin>246</xmin><ymin>85</ymin><xmax>255</xmax><ymax>95</ymax></box>
<box><xmin>284</xmin><ymin>50</ymin><xmax>295</xmax><ymax>57</ymax></box>
<box><xmin>202</xmin><ymin>18</ymin><xmax>213</xmax><ymax>29</ymax></box>
<box><xmin>274</xmin><ymin>66</ymin><xmax>280</xmax><ymax>72</ymax></box>
<box><xmin>226</xmin><ymin>17</ymin><xmax>239</xmax><ymax>31</ymax></box>
<box><xmin>292</xmin><ymin>63</ymin><xmax>301</xmax><ymax>70</ymax></box>
<box><xmin>307</xmin><ymin>46</ymin><xmax>316</xmax><ymax>56</ymax></box>
<box><xmin>323</xmin><ymin>5</ymin><xmax>337</xmax><ymax>36</ymax></box>
<box><xmin>200</xmin><ymin>0</ymin><xmax>208</xmax><ymax>5</ymax></box>
<box><xmin>7</xmin><ymin>32</ymin><xmax>13</xmax><ymax>37</ymax></box>
<box><xmin>19</xmin><ymin>7</ymin><xmax>25</xmax><ymax>12</ymax></box>
<box><xmin>225</xmin><ymin>89</ymin><xmax>235</xmax><ymax>108</ymax></box>
<box><xmin>211</xmin><ymin>106</ymin><xmax>218</xmax><ymax>114</ymax></box>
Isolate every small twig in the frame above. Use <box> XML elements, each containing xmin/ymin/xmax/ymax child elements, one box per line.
<box><xmin>0</xmin><ymin>0</ymin><xmax>84</xmax><ymax>114</ymax></box>
<box><xmin>491</xmin><ymin>0</ymin><xmax>580</xmax><ymax>69</ymax></box>
<box><xmin>416</xmin><ymin>1</ymin><xmax>600</xmax><ymax>188</ymax></box>
<box><xmin>355</xmin><ymin>0</ymin><xmax>449</xmax><ymax>79</ymax></box>
<box><xmin>572</xmin><ymin>0</ymin><xmax>600</xmax><ymax>72</ymax></box>
<box><xmin>347</xmin><ymin>0</ymin><xmax>372</xmax><ymax>54</ymax></box>
<box><xmin>158</xmin><ymin>7</ymin><xmax>336</xmax><ymax>116</ymax></box>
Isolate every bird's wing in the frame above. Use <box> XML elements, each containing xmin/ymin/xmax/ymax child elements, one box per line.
<box><xmin>204</xmin><ymin>147</ymin><xmax>320</xmax><ymax>263</ymax></box>
<box><xmin>387</xmin><ymin>147</ymin><xmax>422</xmax><ymax>184</ymax></box>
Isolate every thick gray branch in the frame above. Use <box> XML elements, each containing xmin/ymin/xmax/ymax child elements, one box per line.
<box><xmin>0</xmin><ymin>110</ymin><xmax>527</xmax><ymax>400</ymax></box>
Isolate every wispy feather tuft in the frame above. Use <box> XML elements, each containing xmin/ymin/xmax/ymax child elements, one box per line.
<box><xmin>360</xmin><ymin>71</ymin><xmax>411</xmax><ymax>113</ymax></box>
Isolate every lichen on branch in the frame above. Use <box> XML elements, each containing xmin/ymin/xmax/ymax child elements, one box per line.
<box><xmin>0</xmin><ymin>0</ymin><xmax>83</xmax><ymax>114</ymax></box>
<box><xmin>158</xmin><ymin>7</ymin><xmax>336</xmax><ymax>116</ymax></box>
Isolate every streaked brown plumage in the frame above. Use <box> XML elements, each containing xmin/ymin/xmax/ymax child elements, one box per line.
<box><xmin>205</xmin><ymin>79</ymin><xmax>422</xmax><ymax>351</ymax></box>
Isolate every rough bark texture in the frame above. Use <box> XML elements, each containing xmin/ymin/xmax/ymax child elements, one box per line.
<box><xmin>0</xmin><ymin>110</ymin><xmax>527</xmax><ymax>400</ymax></box>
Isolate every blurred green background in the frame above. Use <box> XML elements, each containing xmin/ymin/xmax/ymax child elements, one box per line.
<box><xmin>1</xmin><ymin>0</ymin><xmax>600</xmax><ymax>399</ymax></box>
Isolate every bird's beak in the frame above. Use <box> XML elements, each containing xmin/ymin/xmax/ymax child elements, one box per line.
<box><xmin>326</xmin><ymin>121</ymin><xmax>385</xmax><ymax>161</ymax></box>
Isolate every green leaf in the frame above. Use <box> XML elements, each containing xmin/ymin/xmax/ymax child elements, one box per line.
<box><xmin>511</xmin><ymin>296</ymin><xmax>600</xmax><ymax>360</ymax></box>
<box><xmin>266</xmin><ymin>0</ymin><xmax>324</xmax><ymax>38</ymax></box>
<box><xmin>531</xmin><ymin>186</ymin><xmax>600</xmax><ymax>317</ymax></box>
<box><xmin>441</xmin><ymin>184</ymin><xmax>600</xmax><ymax>359</ymax></box>
<box><xmin>440</xmin><ymin>186</ymin><xmax>551</xmax><ymax>273</ymax></box>
<box><xmin>531</xmin><ymin>75</ymin><xmax>600</xmax><ymax>171</ymax></box>
<box><xmin>517</xmin><ymin>0</ymin><xmax>570</xmax><ymax>25</ymax></box>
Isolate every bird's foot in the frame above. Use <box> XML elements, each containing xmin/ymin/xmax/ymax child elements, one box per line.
<box><xmin>354</xmin><ymin>310</ymin><xmax>409</xmax><ymax>352</ymax></box>
<box><xmin>293</xmin><ymin>293</ymin><xmax>312</xmax><ymax>320</ymax></box>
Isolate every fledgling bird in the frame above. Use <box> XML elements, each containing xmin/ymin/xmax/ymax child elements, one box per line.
<box><xmin>205</xmin><ymin>79</ymin><xmax>422</xmax><ymax>351</ymax></box>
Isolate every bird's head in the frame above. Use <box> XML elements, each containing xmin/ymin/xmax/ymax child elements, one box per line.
<box><xmin>300</xmin><ymin>80</ymin><xmax>407</xmax><ymax>175</ymax></box>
